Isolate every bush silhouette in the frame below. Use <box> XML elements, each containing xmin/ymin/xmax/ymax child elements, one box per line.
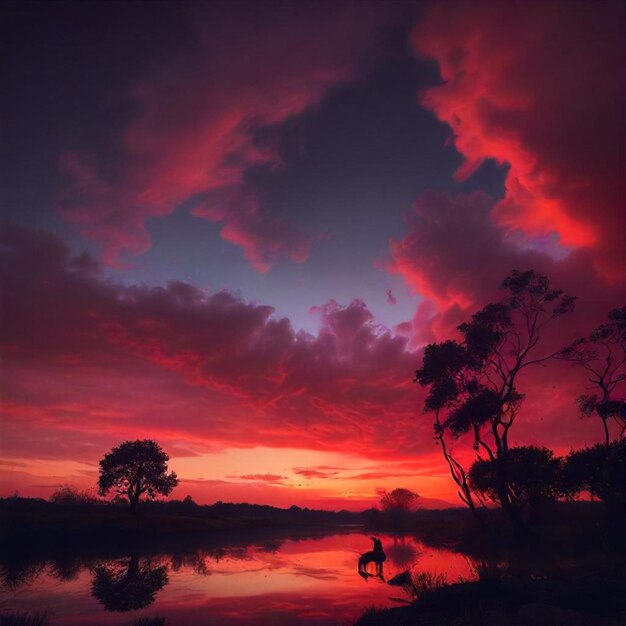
<box><xmin>49</xmin><ymin>485</ymin><xmax>98</xmax><ymax>506</ymax></box>
<box><xmin>469</xmin><ymin>446</ymin><xmax>561</xmax><ymax>511</ymax></box>
<box><xmin>563</xmin><ymin>439</ymin><xmax>626</xmax><ymax>511</ymax></box>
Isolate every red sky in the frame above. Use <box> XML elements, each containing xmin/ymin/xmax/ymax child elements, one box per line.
<box><xmin>1</xmin><ymin>0</ymin><xmax>624</xmax><ymax>509</ymax></box>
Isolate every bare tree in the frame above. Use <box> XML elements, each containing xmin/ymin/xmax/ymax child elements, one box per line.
<box><xmin>558</xmin><ymin>306</ymin><xmax>626</xmax><ymax>444</ymax></box>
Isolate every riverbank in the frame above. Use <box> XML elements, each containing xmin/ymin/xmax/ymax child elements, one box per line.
<box><xmin>357</xmin><ymin>570</ymin><xmax>626</xmax><ymax>626</ymax></box>
<box><xmin>0</xmin><ymin>496</ymin><xmax>368</xmax><ymax>559</ymax></box>
<box><xmin>356</xmin><ymin>503</ymin><xmax>626</xmax><ymax>626</ymax></box>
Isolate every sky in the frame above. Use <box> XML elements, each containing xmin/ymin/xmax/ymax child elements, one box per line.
<box><xmin>1</xmin><ymin>0</ymin><xmax>625</xmax><ymax>510</ymax></box>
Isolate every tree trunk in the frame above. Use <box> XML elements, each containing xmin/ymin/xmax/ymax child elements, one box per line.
<box><xmin>128</xmin><ymin>554</ymin><xmax>139</xmax><ymax>578</ymax></box>
<box><xmin>495</xmin><ymin>456</ymin><xmax>525</xmax><ymax>534</ymax></box>
<box><xmin>601</xmin><ymin>416</ymin><xmax>610</xmax><ymax>446</ymax></box>
<box><xmin>439</xmin><ymin>435</ymin><xmax>479</xmax><ymax>513</ymax></box>
<box><xmin>129</xmin><ymin>490</ymin><xmax>140</xmax><ymax>514</ymax></box>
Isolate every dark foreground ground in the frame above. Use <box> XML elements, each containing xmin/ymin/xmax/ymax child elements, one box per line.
<box><xmin>356</xmin><ymin>504</ymin><xmax>626</xmax><ymax>626</ymax></box>
<box><xmin>2</xmin><ymin>498</ymin><xmax>625</xmax><ymax>626</ymax></box>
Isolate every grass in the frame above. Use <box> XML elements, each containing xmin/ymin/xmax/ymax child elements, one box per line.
<box><xmin>353</xmin><ymin>607</ymin><xmax>388</xmax><ymax>626</ymax></box>
<box><xmin>132</xmin><ymin>618</ymin><xmax>166</xmax><ymax>626</ymax></box>
<box><xmin>356</xmin><ymin>570</ymin><xmax>626</xmax><ymax>625</ymax></box>
<box><xmin>409</xmin><ymin>571</ymin><xmax>447</xmax><ymax>598</ymax></box>
<box><xmin>0</xmin><ymin>611</ymin><xmax>50</xmax><ymax>626</ymax></box>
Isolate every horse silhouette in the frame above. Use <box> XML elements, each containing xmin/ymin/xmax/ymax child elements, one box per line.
<box><xmin>358</xmin><ymin>537</ymin><xmax>386</xmax><ymax>577</ymax></box>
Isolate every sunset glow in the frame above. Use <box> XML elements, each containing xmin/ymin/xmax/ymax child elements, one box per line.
<box><xmin>1</xmin><ymin>0</ymin><xmax>625</xmax><ymax>511</ymax></box>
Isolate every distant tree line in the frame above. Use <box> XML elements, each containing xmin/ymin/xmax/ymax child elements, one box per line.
<box><xmin>415</xmin><ymin>270</ymin><xmax>625</xmax><ymax>527</ymax></box>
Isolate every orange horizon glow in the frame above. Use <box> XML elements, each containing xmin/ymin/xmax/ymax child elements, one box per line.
<box><xmin>0</xmin><ymin>446</ymin><xmax>458</xmax><ymax>510</ymax></box>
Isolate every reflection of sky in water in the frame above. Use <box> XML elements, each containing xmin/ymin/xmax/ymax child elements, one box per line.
<box><xmin>1</xmin><ymin>531</ymin><xmax>476</xmax><ymax>625</ymax></box>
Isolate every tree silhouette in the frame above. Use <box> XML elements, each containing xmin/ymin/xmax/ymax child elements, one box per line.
<box><xmin>380</xmin><ymin>488</ymin><xmax>420</xmax><ymax>512</ymax></box>
<box><xmin>379</xmin><ymin>488</ymin><xmax>420</xmax><ymax>527</ymax></box>
<box><xmin>469</xmin><ymin>446</ymin><xmax>561</xmax><ymax>512</ymax></box>
<box><xmin>562</xmin><ymin>439</ymin><xmax>626</xmax><ymax>511</ymax></box>
<box><xmin>417</xmin><ymin>341</ymin><xmax>479</xmax><ymax>513</ymax></box>
<box><xmin>98</xmin><ymin>440</ymin><xmax>178</xmax><ymax>512</ymax></box>
<box><xmin>415</xmin><ymin>270</ymin><xmax>575</xmax><ymax>527</ymax></box>
<box><xmin>558</xmin><ymin>306</ymin><xmax>626</xmax><ymax>445</ymax></box>
<box><xmin>91</xmin><ymin>555</ymin><xmax>168</xmax><ymax>612</ymax></box>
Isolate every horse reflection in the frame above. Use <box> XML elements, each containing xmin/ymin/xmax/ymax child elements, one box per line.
<box><xmin>358</xmin><ymin>537</ymin><xmax>386</xmax><ymax>580</ymax></box>
<box><xmin>91</xmin><ymin>554</ymin><xmax>168</xmax><ymax>612</ymax></box>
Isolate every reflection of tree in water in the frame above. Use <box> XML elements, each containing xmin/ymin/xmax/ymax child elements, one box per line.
<box><xmin>465</xmin><ymin>545</ymin><xmax>573</xmax><ymax>584</ymax></box>
<box><xmin>257</xmin><ymin>539</ymin><xmax>282</xmax><ymax>554</ymax></box>
<box><xmin>386</xmin><ymin>536</ymin><xmax>420</xmax><ymax>569</ymax></box>
<box><xmin>49</xmin><ymin>555</ymin><xmax>88</xmax><ymax>582</ymax></box>
<box><xmin>0</xmin><ymin>560</ymin><xmax>46</xmax><ymax>589</ymax></box>
<box><xmin>170</xmin><ymin>545</ymin><xmax>257</xmax><ymax>576</ymax></box>
<box><xmin>91</xmin><ymin>555</ymin><xmax>168</xmax><ymax>612</ymax></box>
<box><xmin>1</xmin><ymin>554</ymin><xmax>92</xmax><ymax>588</ymax></box>
<box><xmin>170</xmin><ymin>550</ymin><xmax>211</xmax><ymax>576</ymax></box>
<box><xmin>209</xmin><ymin>546</ymin><xmax>249</xmax><ymax>562</ymax></box>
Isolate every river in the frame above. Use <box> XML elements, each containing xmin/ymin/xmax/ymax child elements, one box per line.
<box><xmin>1</xmin><ymin>528</ymin><xmax>476</xmax><ymax>625</ymax></box>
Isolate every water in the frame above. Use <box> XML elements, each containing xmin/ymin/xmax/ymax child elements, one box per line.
<box><xmin>1</xmin><ymin>529</ymin><xmax>475</xmax><ymax>625</ymax></box>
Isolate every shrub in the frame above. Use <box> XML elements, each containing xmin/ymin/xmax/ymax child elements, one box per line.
<box><xmin>469</xmin><ymin>446</ymin><xmax>561</xmax><ymax>510</ymax></box>
<box><xmin>49</xmin><ymin>485</ymin><xmax>98</xmax><ymax>506</ymax></box>
<box><xmin>563</xmin><ymin>439</ymin><xmax>626</xmax><ymax>509</ymax></box>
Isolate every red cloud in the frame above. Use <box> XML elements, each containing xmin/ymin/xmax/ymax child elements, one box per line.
<box><xmin>387</xmin><ymin>188</ymin><xmax>625</xmax><ymax>450</ymax></box>
<box><xmin>389</xmin><ymin>190</ymin><xmax>625</xmax><ymax>346</ymax></box>
<box><xmin>293</xmin><ymin>468</ymin><xmax>339</xmax><ymax>479</ymax></box>
<box><xmin>233</xmin><ymin>474</ymin><xmax>287</xmax><ymax>483</ymax></box>
<box><xmin>58</xmin><ymin>3</ymin><xmax>396</xmax><ymax>269</ymax></box>
<box><xmin>390</xmin><ymin>190</ymin><xmax>543</xmax><ymax>312</ymax></box>
<box><xmin>413</xmin><ymin>1</ymin><xmax>626</xmax><ymax>279</ymax></box>
<box><xmin>0</xmin><ymin>222</ymin><xmax>427</xmax><ymax>465</ymax></box>
<box><xmin>348</xmin><ymin>472</ymin><xmax>413</xmax><ymax>481</ymax></box>
<box><xmin>2</xmin><ymin>222</ymin><xmax>622</xmax><ymax>504</ymax></box>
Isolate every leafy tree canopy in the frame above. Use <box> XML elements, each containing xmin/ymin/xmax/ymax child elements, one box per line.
<box><xmin>380</xmin><ymin>488</ymin><xmax>420</xmax><ymax>512</ymax></box>
<box><xmin>562</xmin><ymin>439</ymin><xmax>626</xmax><ymax>508</ymax></box>
<box><xmin>469</xmin><ymin>446</ymin><xmax>562</xmax><ymax>509</ymax></box>
<box><xmin>415</xmin><ymin>270</ymin><xmax>574</xmax><ymax>521</ymax></box>
<box><xmin>98</xmin><ymin>440</ymin><xmax>178</xmax><ymax>511</ymax></box>
<box><xmin>91</xmin><ymin>556</ymin><xmax>168</xmax><ymax>612</ymax></box>
<box><xmin>416</xmin><ymin>270</ymin><xmax>574</xmax><ymax>454</ymax></box>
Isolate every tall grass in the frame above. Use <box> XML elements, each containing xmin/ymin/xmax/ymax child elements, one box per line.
<box><xmin>133</xmin><ymin>617</ymin><xmax>166</xmax><ymax>626</ymax></box>
<box><xmin>0</xmin><ymin>611</ymin><xmax>50</xmax><ymax>626</ymax></box>
<box><xmin>406</xmin><ymin>571</ymin><xmax>447</xmax><ymax>600</ymax></box>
